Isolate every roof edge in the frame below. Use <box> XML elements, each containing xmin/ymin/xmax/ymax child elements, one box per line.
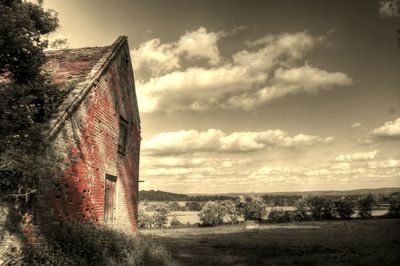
<box><xmin>47</xmin><ymin>36</ymin><xmax>128</xmax><ymax>139</ymax></box>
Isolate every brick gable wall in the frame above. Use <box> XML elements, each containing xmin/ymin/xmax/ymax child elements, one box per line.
<box><xmin>42</xmin><ymin>41</ymin><xmax>140</xmax><ymax>234</ymax></box>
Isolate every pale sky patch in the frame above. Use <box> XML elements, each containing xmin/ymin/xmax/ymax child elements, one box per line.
<box><xmin>333</xmin><ymin>150</ymin><xmax>379</xmax><ymax>162</ymax></box>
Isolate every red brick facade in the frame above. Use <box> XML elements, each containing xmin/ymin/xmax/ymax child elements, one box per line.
<box><xmin>42</xmin><ymin>36</ymin><xmax>141</xmax><ymax>233</ymax></box>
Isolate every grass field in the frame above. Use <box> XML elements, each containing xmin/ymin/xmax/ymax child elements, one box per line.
<box><xmin>140</xmin><ymin>218</ymin><xmax>400</xmax><ymax>266</ymax></box>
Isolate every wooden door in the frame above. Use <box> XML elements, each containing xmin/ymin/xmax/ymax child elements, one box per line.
<box><xmin>104</xmin><ymin>174</ymin><xmax>117</xmax><ymax>225</ymax></box>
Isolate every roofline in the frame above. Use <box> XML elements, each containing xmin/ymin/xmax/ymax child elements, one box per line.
<box><xmin>47</xmin><ymin>36</ymin><xmax>128</xmax><ymax>139</ymax></box>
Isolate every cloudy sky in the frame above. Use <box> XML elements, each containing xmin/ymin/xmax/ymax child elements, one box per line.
<box><xmin>44</xmin><ymin>0</ymin><xmax>400</xmax><ymax>193</ymax></box>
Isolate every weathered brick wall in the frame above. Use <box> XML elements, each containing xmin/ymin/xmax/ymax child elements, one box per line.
<box><xmin>43</xmin><ymin>42</ymin><xmax>140</xmax><ymax>234</ymax></box>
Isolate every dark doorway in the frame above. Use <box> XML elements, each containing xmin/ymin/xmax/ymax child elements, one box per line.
<box><xmin>104</xmin><ymin>174</ymin><xmax>117</xmax><ymax>225</ymax></box>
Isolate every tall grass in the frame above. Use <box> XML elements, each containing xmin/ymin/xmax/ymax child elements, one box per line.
<box><xmin>22</xmin><ymin>223</ymin><xmax>174</xmax><ymax>265</ymax></box>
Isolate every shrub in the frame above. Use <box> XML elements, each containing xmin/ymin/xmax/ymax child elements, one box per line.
<box><xmin>334</xmin><ymin>198</ymin><xmax>355</xmax><ymax>219</ymax></box>
<box><xmin>170</xmin><ymin>216</ymin><xmax>181</xmax><ymax>227</ymax></box>
<box><xmin>358</xmin><ymin>194</ymin><xmax>375</xmax><ymax>219</ymax></box>
<box><xmin>267</xmin><ymin>209</ymin><xmax>293</xmax><ymax>223</ymax></box>
<box><xmin>152</xmin><ymin>205</ymin><xmax>170</xmax><ymax>228</ymax></box>
<box><xmin>23</xmin><ymin>223</ymin><xmax>174</xmax><ymax>265</ymax></box>
<box><xmin>198</xmin><ymin>201</ymin><xmax>225</xmax><ymax>226</ymax></box>
<box><xmin>168</xmin><ymin>202</ymin><xmax>180</xmax><ymax>212</ymax></box>
<box><xmin>138</xmin><ymin>211</ymin><xmax>154</xmax><ymax>229</ymax></box>
<box><xmin>236</xmin><ymin>196</ymin><xmax>266</xmax><ymax>222</ymax></box>
<box><xmin>185</xmin><ymin>202</ymin><xmax>202</xmax><ymax>211</ymax></box>
<box><xmin>307</xmin><ymin>196</ymin><xmax>336</xmax><ymax>220</ymax></box>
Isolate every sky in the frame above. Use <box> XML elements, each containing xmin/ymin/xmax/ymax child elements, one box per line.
<box><xmin>43</xmin><ymin>0</ymin><xmax>400</xmax><ymax>194</ymax></box>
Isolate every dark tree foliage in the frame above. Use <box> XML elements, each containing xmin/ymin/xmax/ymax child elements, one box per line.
<box><xmin>0</xmin><ymin>0</ymin><xmax>58</xmax><ymax>82</ymax></box>
<box><xmin>358</xmin><ymin>194</ymin><xmax>375</xmax><ymax>219</ymax></box>
<box><xmin>334</xmin><ymin>198</ymin><xmax>355</xmax><ymax>219</ymax></box>
<box><xmin>236</xmin><ymin>196</ymin><xmax>266</xmax><ymax>222</ymax></box>
<box><xmin>0</xmin><ymin>0</ymin><xmax>58</xmax><ymax>224</ymax></box>
<box><xmin>306</xmin><ymin>196</ymin><xmax>337</xmax><ymax>220</ymax></box>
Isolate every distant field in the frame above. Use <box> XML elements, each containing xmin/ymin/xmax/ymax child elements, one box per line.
<box><xmin>140</xmin><ymin>219</ymin><xmax>400</xmax><ymax>266</ymax></box>
<box><xmin>145</xmin><ymin>211</ymin><xmax>200</xmax><ymax>225</ymax></box>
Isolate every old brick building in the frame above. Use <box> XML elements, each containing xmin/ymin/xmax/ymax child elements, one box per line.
<box><xmin>40</xmin><ymin>36</ymin><xmax>141</xmax><ymax>233</ymax></box>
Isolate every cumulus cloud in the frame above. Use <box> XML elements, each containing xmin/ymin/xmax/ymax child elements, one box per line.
<box><xmin>274</xmin><ymin>65</ymin><xmax>353</xmax><ymax>90</ymax></box>
<box><xmin>351</xmin><ymin>122</ymin><xmax>362</xmax><ymax>128</ymax></box>
<box><xmin>142</xmin><ymin>129</ymin><xmax>333</xmax><ymax>155</ymax></box>
<box><xmin>134</xmin><ymin>29</ymin><xmax>353</xmax><ymax>113</ymax></box>
<box><xmin>368</xmin><ymin>159</ymin><xmax>400</xmax><ymax>169</ymax></box>
<box><xmin>224</xmin><ymin>64</ymin><xmax>352</xmax><ymax>111</ymax></box>
<box><xmin>333</xmin><ymin>150</ymin><xmax>378</xmax><ymax>162</ymax></box>
<box><xmin>175</xmin><ymin>27</ymin><xmax>222</xmax><ymax>65</ymax></box>
<box><xmin>131</xmin><ymin>39</ymin><xmax>180</xmax><ymax>76</ymax></box>
<box><xmin>331</xmin><ymin>162</ymin><xmax>350</xmax><ymax>170</ymax></box>
<box><xmin>368</xmin><ymin>117</ymin><xmax>400</xmax><ymax>141</ymax></box>
<box><xmin>140</xmin><ymin>156</ymin><xmax>400</xmax><ymax>193</ymax></box>
<box><xmin>234</xmin><ymin>32</ymin><xmax>320</xmax><ymax>72</ymax></box>
<box><xmin>137</xmin><ymin>65</ymin><xmax>266</xmax><ymax>112</ymax></box>
<box><xmin>131</xmin><ymin>27</ymin><xmax>223</xmax><ymax>77</ymax></box>
<box><xmin>140</xmin><ymin>157</ymin><xmax>206</xmax><ymax>168</ymax></box>
<box><xmin>379</xmin><ymin>0</ymin><xmax>400</xmax><ymax>18</ymax></box>
<box><xmin>304</xmin><ymin>168</ymin><xmax>331</xmax><ymax>177</ymax></box>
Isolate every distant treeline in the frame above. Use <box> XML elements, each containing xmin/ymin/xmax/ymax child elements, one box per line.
<box><xmin>139</xmin><ymin>190</ymin><xmax>237</xmax><ymax>202</ymax></box>
<box><xmin>140</xmin><ymin>189</ymin><xmax>400</xmax><ymax>205</ymax></box>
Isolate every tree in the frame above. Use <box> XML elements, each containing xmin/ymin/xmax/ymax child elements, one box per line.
<box><xmin>334</xmin><ymin>198</ymin><xmax>355</xmax><ymax>219</ymax></box>
<box><xmin>358</xmin><ymin>194</ymin><xmax>375</xmax><ymax>219</ymax></box>
<box><xmin>220</xmin><ymin>200</ymin><xmax>240</xmax><ymax>224</ymax></box>
<box><xmin>0</xmin><ymin>0</ymin><xmax>58</xmax><ymax>239</ymax></box>
<box><xmin>152</xmin><ymin>205</ymin><xmax>170</xmax><ymax>228</ymax></box>
<box><xmin>198</xmin><ymin>201</ymin><xmax>225</xmax><ymax>226</ymax></box>
<box><xmin>236</xmin><ymin>196</ymin><xmax>267</xmax><ymax>222</ymax></box>
<box><xmin>388</xmin><ymin>192</ymin><xmax>400</xmax><ymax>217</ymax></box>
<box><xmin>168</xmin><ymin>201</ymin><xmax>180</xmax><ymax>212</ymax></box>
<box><xmin>306</xmin><ymin>196</ymin><xmax>336</xmax><ymax>220</ymax></box>
<box><xmin>293</xmin><ymin>198</ymin><xmax>310</xmax><ymax>221</ymax></box>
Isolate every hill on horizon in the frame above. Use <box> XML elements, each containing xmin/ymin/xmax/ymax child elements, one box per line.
<box><xmin>139</xmin><ymin>187</ymin><xmax>400</xmax><ymax>201</ymax></box>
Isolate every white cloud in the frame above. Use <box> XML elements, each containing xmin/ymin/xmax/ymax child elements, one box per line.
<box><xmin>140</xmin><ymin>157</ymin><xmax>400</xmax><ymax>193</ymax></box>
<box><xmin>333</xmin><ymin>150</ymin><xmax>378</xmax><ymax>162</ymax></box>
<box><xmin>368</xmin><ymin>159</ymin><xmax>400</xmax><ymax>169</ymax></box>
<box><xmin>304</xmin><ymin>168</ymin><xmax>331</xmax><ymax>177</ymax></box>
<box><xmin>274</xmin><ymin>65</ymin><xmax>353</xmax><ymax>90</ymax></box>
<box><xmin>351</xmin><ymin>122</ymin><xmax>362</xmax><ymax>128</ymax></box>
<box><xmin>131</xmin><ymin>39</ymin><xmax>180</xmax><ymax>76</ymax></box>
<box><xmin>175</xmin><ymin>27</ymin><xmax>223</xmax><ymax>65</ymax></box>
<box><xmin>142</xmin><ymin>129</ymin><xmax>333</xmax><ymax>155</ymax></box>
<box><xmin>331</xmin><ymin>162</ymin><xmax>350</xmax><ymax>170</ymax></box>
<box><xmin>137</xmin><ymin>65</ymin><xmax>266</xmax><ymax>113</ymax></box>
<box><xmin>224</xmin><ymin>63</ymin><xmax>353</xmax><ymax>111</ymax></box>
<box><xmin>369</xmin><ymin>117</ymin><xmax>400</xmax><ymax>140</ymax></box>
<box><xmin>140</xmin><ymin>157</ymin><xmax>206</xmax><ymax>168</ymax></box>
<box><xmin>379</xmin><ymin>0</ymin><xmax>400</xmax><ymax>18</ymax></box>
<box><xmin>234</xmin><ymin>31</ymin><xmax>319</xmax><ymax>72</ymax></box>
<box><xmin>131</xmin><ymin>27</ymin><xmax>223</xmax><ymax>78</ymax></box>
<box><xmin>134</xmin><ymin>29</ymin><xmax>353</xmax><ymax>113</ymax></box>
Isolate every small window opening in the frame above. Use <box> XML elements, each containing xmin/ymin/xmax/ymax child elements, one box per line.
<box><xmin>118</xmin><ymin>117</ymin><xmax>128</xmax><ymax>154</ymax></box>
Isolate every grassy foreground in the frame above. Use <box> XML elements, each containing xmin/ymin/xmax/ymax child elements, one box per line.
<box><xmin>140</xmin><ymin>219</ymin><xmax>400</xmax><ymax>266</ymax></box>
